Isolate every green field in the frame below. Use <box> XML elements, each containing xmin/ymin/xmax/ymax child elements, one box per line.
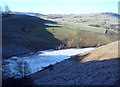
<box><xmin>46</xmin><ymin>21</ymin><xmax>118</xmax><ymax>48</ymax></box>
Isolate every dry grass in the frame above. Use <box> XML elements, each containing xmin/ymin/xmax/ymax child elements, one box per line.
<box><xmin>47</xmin><ymin>22</ymin><xmax>118</xmax><ymax>49</ymax></box>
<box><xmin>46</xmin><ymin>13</ymin><xmax>118</xmax><ymax>49</ymax></box>
<box><xmin>80</xmin><ymin>40</ymin><xmax>119</xmax><ymax>62</ymax></box>
<box><xmin>54</xmin><ymin>29</ymin><xmax>117</xmax><ymax>48</ymax></box>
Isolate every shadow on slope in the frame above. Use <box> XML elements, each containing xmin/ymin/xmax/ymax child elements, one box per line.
<box><xmin>101</xmin><ymin>12</ymin><xmax>120</xmax><ymax>18</ymax></box>
<box><xmin>29</xmin><ymin>58</ymin><xmax>119</xmax><ymax>85</ymax></box>
<box><xmin>2</xmin><ymin>14</ymin><xmax>62</xmax><ymax>59</ymax></box>
<box><xmin>2</xmin><ymin>58</ymin><xmax>119</xmax><ymax>86</ymax></box>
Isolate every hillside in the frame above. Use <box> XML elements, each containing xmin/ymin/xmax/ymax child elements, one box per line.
<box><xmin>101</xmin><ymin>12</ymin><xmax>120</xmax><ymax>18</ymax></box>
<box><xmin>3</xmin><ymin>13</ymin><xmax>118</xmax><ymax>59</ymax></box>
<box><xmin>29</xmin><ymin>58</ymin><xmax>119</xmax><ymax>85</ymax></box>
<box><xmin>2</xmin><ymin>13</ymin><xmax>119</xmax><ymax>86</ymax></box>
<box><xmin>28</xmin><ymin>41</ymin><xmax>119</xmax><ymax>85</ymax></box>
<box><xmin>2</xmin><ymin>14</ymin><xmax>61</xmax><ymax>58</ymax></box>
<box><xmin>80</xmin><ymin>40</ymin><xmax>119</xmax><ymax>62</ymax></box>
<box><xmin>45</xmin><ymin>13</ymin><xmax>118</xmax><ymax>48</ymax></box>
<box><xmin>45</xmin><ymin>13</ymin><xmax>119</xmax><ymax>35</ymax></box>
<box><xmin>44</xmin><ymin>13</ymin><xmax>118</xmax><ymax>28</ymax></box>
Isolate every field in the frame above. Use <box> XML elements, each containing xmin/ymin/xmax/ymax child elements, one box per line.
<box><xmin>44</xmin><ymin>13</ymin><xmax>118</xmax><ymax>48</ymax></box>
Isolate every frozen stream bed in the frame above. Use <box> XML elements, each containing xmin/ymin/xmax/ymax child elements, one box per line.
<box><xmin>3</xmin><ymin>48</ymin><xmax>95</xmax><ymax>78</ymax></box>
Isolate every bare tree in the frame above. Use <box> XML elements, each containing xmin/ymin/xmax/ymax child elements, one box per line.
<box><xmin>103</xmin><ymin>21</ymin><xmax>110</xmax><ymax>34</ymax></box>
<box><xmin>14</xmin><ymin>58</ymin><xmax>31</xmax><ymax>78</ymax></box>
<box><xmin>4</xmin><ymin>5</ymin><xmax>11</xmax><ymax>14</ymax></box>
<box><xmin>0</xmin><ymin>6</ymin><xmax>2</xmax><ymax>14</ymax></box>
<box><xmin>2</xmin><ymin>5</ymin><xmax>11</xmax><ymax>16</ymax></box>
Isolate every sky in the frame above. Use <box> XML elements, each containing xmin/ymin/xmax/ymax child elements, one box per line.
<box><xmin>0</xmin><ymin>0</ymin><xmax>119</xmax><ymax>14</ymax></box>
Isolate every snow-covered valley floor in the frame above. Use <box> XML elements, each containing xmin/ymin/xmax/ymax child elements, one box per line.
<box><xmin>3</xmin><ymin>48</ymin><xmax>95</xmax><ymax>78</ymax></box>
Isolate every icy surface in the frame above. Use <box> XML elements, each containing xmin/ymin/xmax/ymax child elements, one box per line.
<box><xmin>3</xmin><ymin>48</ymin><xmax>95</xmax><ymax>78</ymax></box>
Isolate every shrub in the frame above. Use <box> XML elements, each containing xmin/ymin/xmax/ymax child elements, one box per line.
<box><xmin>2</xmin><ymin>76</ymin><xmax>34</xmax><ymax>87</ymax></box>
<box><xmin>88</xmin><ymin>24</ymin><xmax>100</xmax><ymax>27</ymax></box>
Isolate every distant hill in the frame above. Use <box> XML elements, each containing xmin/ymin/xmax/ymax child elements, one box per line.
<box><xmin>101</xmin><ymin>12</ymin><xmax>120</xmax><ymax>18</ymax></box>
<box><xmin>2</xmin><ymin>14</ymin><xmax>61</xmax><ymax>58</ymax></box>
<box><xmin>12</xmin><ymin>12</ymin><xmax>45</xmax><ymax>17</ymax></box>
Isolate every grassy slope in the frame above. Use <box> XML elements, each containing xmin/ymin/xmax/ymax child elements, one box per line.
<box><xmin>69</xmin><ymin>40</ymin><xmax>119</xmax><ymax>62</ymax></box>
<box><xmin>46</xmin><ymin>22</ymin><xmax>118</xmax><ymax>48</ymax></box>
<box><xmin>3</xmin><ymin>13</ymin><xmax>118</xmax><ymax>58</ymax></box>
<box><xmin>44</xmin><ymin>13</ymin><xmax>118</xmax><ymax>49</ymax></box>
<box><xmin>2</xmin><ymin>14</ymin><xmax>61</xmax><ymax>58</ymax></box>
<box><xmin>80</xmin><ymin>40</ymin><xmax>119</xmax><ymax>62</ymax></box>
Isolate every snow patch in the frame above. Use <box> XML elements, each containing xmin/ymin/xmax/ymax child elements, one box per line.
<box><xmin>3</xmin><ymin>48</ymin><xmax>95</xmax><ymax>78</ymax></box>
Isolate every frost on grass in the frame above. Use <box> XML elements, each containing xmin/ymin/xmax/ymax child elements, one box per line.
<box><xmin>3</xmin><ymin>48</ymin><xmax>94</xmax><ymax>78</ymax></box>
<box><xmin>3</xmin><ymin>58</ymin><xmax>31</xmax><ymax>78</ymax></box>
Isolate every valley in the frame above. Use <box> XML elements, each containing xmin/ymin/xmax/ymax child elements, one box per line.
<box><xmin>2</xmin><ymin>12</ymin><xmax>120</xmax><ymax>86</ymax></box>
